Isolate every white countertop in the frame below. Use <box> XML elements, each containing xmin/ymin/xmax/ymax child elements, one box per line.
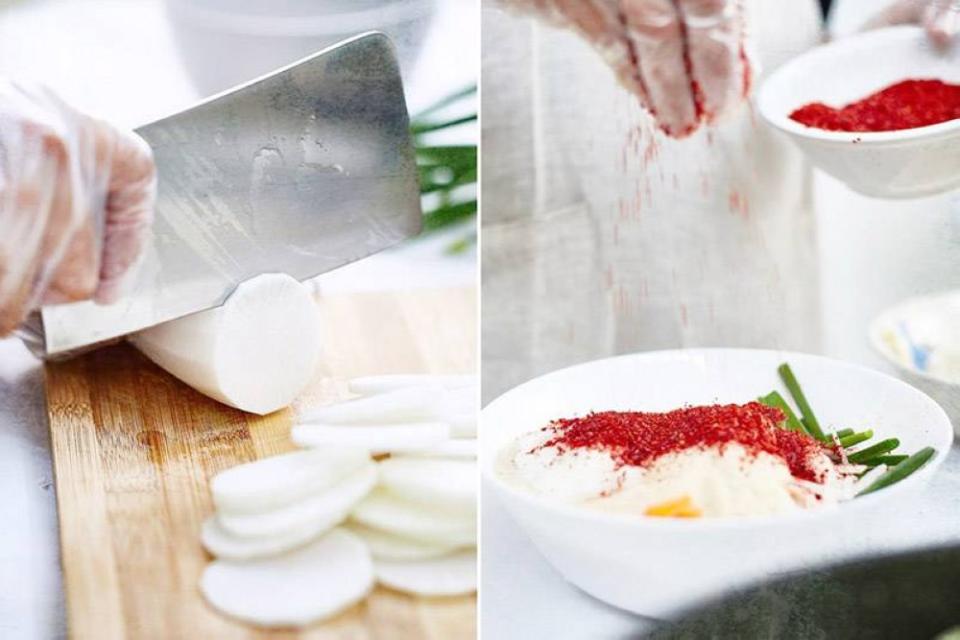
<box><xmin>0</xmin><ymin>1</ymin><xmax>475</xmax><ymax>637</ymax></box>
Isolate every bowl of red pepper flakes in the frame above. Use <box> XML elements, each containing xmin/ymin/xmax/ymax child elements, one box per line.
<box><xmin>758</xmin><ymin>26</ymin><xmax>960</xmax><ymax>199</ymax></box>
<box><xmin>481</xmin><ymin>349</ymin><xmax>953</xmax><ymax>619</ymax></box>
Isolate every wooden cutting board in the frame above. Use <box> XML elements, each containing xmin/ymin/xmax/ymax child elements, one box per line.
<box><xmin>44</xmin><ymin>287</ymin><xmax>477</xmax><ymax>640</ymax></box>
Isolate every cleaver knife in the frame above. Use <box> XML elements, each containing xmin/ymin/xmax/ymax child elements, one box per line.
<box><xmin>35</xmin><ymin>32</ymin><xmax>422</xmax><ymax>356</ymax></box>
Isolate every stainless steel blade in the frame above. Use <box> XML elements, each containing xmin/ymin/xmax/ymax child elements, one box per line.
<box><xmin>40</xmin><ymin>32</ymin><xmax>421</xmax><ymax>355</ymax></box>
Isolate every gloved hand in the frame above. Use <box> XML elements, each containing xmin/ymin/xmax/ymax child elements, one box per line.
<box><xmin>502</xmin><ymin>0</ymin><xmax>751</xmax><ymax>137</ymax></box>
<box><xmin>0</xmin><ymin>83</ymin><xmax>156</xmax><ymax>336</ymax></box>
<box><xmin>865</xmin><ymin>0</ymin><xmax>960</xmax><ymax>47</ymax></box>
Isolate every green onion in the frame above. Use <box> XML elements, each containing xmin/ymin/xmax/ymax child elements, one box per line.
<box><xmin>777</xmin><ymin>363</ymin><xmax>826</xmax><ymax>441</ymax></box>
<box><xmin>758</xmin><ymin>391</ymin><xmax>805</xmax><ymax>432</ymax></box>
<box><xmin>832</xmin><ymin>428</ymin><xmax>855</xmax><ymax>439</ymax></box>
<box><xmin>848</xmin><ymin>438</ymin><xmax>900</xmax><ymax>463</ymax></box>
<box><xmin>422</xmin><ymin>200</ymin><xmax>478</xmax><ymax>232</ymax></box>
<box><xmin>857</xmin><ymin>447</ymin><xmax>936</xmax><ymax>496</ymax></box>
<box><xmin>862</xmin><ymin>454</ymin><xmax>909</xmax><ymax>467</ymax></box>
<box><xmin>838</xmin><ymin>430</ymin><xmax>873</xmax><ymax>448</ymax></box>
<box><xmin>411</xmin><ymin>113</ymin><xmax>478</xmax><ymax>135</ymax></box>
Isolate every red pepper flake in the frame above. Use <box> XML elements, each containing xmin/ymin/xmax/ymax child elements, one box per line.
<box><xmin>536</xmin><ymin>402</ymin><xmax>832</xmax><ymax>483</ymax></box>
<box><xmin>789</xmin><ymin>79</ymin><xmax>960</xmax><ymax>132</ymax></box>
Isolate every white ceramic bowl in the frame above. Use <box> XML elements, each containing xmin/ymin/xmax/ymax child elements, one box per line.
<box><xmin>758</xmin><ymin>26</ymin><xmax>960</xmax><ymax>199</ymax></box>
<box><xmin>482</xmin><ymin>349</ymin><xmax>953</xmax><ymax>617</ymax></box>
<box><xmin>870</xmin><ymin>290</ymin><xmax>960</xmax><ymax>436</ymax></box>
<box><xmin>165</xmin><ymin>0</ymin><xmax>436</xmax><ymax>97</ymax></box>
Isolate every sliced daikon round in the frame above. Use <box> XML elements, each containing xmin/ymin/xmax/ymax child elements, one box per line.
<box><xmin>132</xmin><ymin>273</ymin><xmax>321</xmax><ymax>415</ymax></box>
<box><xmin>298</xmin><ymin>386</ymin><xmax>440</xmax><ymax>424</ymax></box>
<box><xmin>347</xmin><ymin>524</ymin><xmax>461</xmax><ymax>561</ymax></box>
<box><xmin>406</xmin><ymin>439</ymin><xmax>477</xmax><ymax>459</ymax></box>
<box><xmin>201</xmin><ymin>511</ymin><xmax>341</xmax><ymax>561</ymax></box>
<box><xmin>348</xmin><ymin>374</ymin><xmax>475</xmax><ymax>395</ymax></box>
<box><xmin>375</xmin><ymin>550</ymin><xmax>477</xmax><ymax>597</ymax></box>
<box><xmin>210</xmin><ymin>448</ymin><xmax>369</xmax><ymax>515</ymax></box>
<box><xmin>218</xmin><ymin>463</ymin><xmax>376</xmax><ymax>538</ymax></box>
<box><xmin>291</xmin><ymin>422</ymin><xmax>450</xmax><ymax>454</ymax></box>
<box><xmin>200</xmin><ymin>528</ymin><xmax>373</xmax><ymax>627</ymax></box>
<box><xmin>378</xmin><ymin>457</ymin><xmax>476</xmax><ymax>512</ymax></box>
<box><xmin>435</xmin><ymin>386</ymin><xmax>477</xmax><ymax>416</ymax></box>
<box><xmin>444</xmin><ymin>413</ymin><xmax>477</xmax><ymax>438</ymax></box>
<box><xmin>350</xmin><ymin>490</ymin><xmax>476</xmax><ymax>547</ymax></box>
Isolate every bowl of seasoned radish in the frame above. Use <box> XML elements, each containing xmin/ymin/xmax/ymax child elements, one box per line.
<box><xmin>482</xmin><ymin>349</ymin><xmax>953</xmax><ymax>617</ymax></box>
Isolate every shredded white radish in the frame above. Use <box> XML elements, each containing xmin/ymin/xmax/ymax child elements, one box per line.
<box><xmin>298</xmin><ymin>386</ymin><xmax>442</xmax><ymax>424</ymax></box>
<box><xmin>405</xmin><ymin>439</ymin><xmax>477</xmax><ymax>459</ymax></box>
<box><xmin>347</xmin><ymin>524</ymin><xmax>461</xmax><ymax>561</ymax></box>
<box><xmin>132</xmin><ymin>274</ymin><xmax>321</xmax><ymax>415</ymax></box>
<box><xmin>218</xmin><ymin>464</ymin><xmax>376</xmax><ymax>539</ymax></box>
<box><xmin>350</xmin><ymin>490</ymin><xmax>476</xmax><ymax>547</ymax></box>
<box><xmin>291</xmin><ymin>422</ymin><xmax>450</xmax><ymax>454</ymax></box>
<box><xmin>210</xmin><ymin>448</ymin><xmax>369</xmax><ymax>515</ymax></box>
<box><xmin>378</xmin><ymin>457</ymin><xmax>475</xmax><ymax>512</ymax></box>
<box><xmin>375</xmin><ymin>550</ymin><xmax>477</xmax><ymax>597</ymax></box>
<box><xmin>348</xmin><ymin>374</ymin><xmax>475</xmax><ymax>395</ymax></box>
<box><xmin>200</xmin><ymin>528</ymin><xmax>373</xmax><ymax>627</ymax></box>
<box><xmin>202</xmin><ymin>512</ymin><xmax>342</xmax><ymax>561</ymax></box>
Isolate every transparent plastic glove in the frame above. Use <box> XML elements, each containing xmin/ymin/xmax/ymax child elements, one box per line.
<box><xmin>865</xmin><ymin>0</ymin><xmax>960</xmax><ymax>48</ymax></box>
<box><xmin>0</xmin><ymin>82</ymin><xmax>156</xmax><ymax>337</ymax></box>
<box><xmin>502</xmin><ymin>0</ymin><xmax>751</xmax><ymax>137</ymax></box>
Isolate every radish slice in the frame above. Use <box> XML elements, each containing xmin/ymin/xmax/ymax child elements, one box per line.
<box><xmin>299</xmin><ymin>386</ymin><xmax>441</xmax><ymax>424</ymax></box>
<box><xmin>218</xmin><ymin>464</ymin><xmax>376</xmax><ymax>538</ymax></box>
<box><xmin>445</xmin><ymin>413</ymin><xmax>477</xmax><ymax>438</ymax></box>
<box><xmin>347</xmin><ymin>524</ymin><xmax>461</xmax><ymax>561</ymax></box>
<box><xmin>348</xmin><ymin>374</ymin><xmax>475</xmax><ymax>395</ymax></box>
<box><xmin>291</xmin><ymin>422</ymin><xmax>450</xmax><ymax>454</ymax></box>
<box><xmin>378</xmin><ymin>457</ymin><xmax>475</xmax><ymax>512</ymax></box>
<box><xmin>200</xmin><ymin>528</ymin><xmax>373</xmax><ymax>627</ymax></box>
<box><xmin>131</xmin><ymin>273</ymin><xmax>321</xmax><ymax>415</ymax></box>
<box><xmin>436</xmin><ymin>386</ymin><xmax>477</xmax><ymax>415</ymax></box>
<box><xmin>201</xmin><ymin>512</ymin><xmax>341</xmax><ymax>561</ymax></box>
<box><xmin>406</xmin><ymin>439</ymin><xmax>477</xmax><ymax>459</ymax></box>
<box><xmin>350</xmin><ymin>490</ymin><xmax>476</xmax><ymax>547</ymax></box>
<box><xmin>375</xmin><ymin>550</ymin><xmax>477</xmax><ymax>597</ymax></box>
<box><xmin>210</xmin><ymin>448</ymin><xmax>369</xmax><ymax>515</ymax></box>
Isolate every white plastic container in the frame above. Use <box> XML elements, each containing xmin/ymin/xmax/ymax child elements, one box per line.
<box><xmin>871</xmin><ymin>291</ymin><xmax>960</xmax><ymax>436</ymax></box>
<box><xmin>482</xmin><ymin>349</ymin><xmax>953</xmax><ymax>617</ymax></box>
<box><xmin>164</xmin><ymin>0</ymin><xmax>436</xmax><ymax>96</ymax></box>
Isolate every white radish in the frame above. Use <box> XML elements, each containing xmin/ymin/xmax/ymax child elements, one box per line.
<box><xmin>405</xmin><ymin>439</ymin><xmax>477</xmax><ymax>459</ymax></box>
<box><xmin>375</xmin><ymin>550</ymin><xmax>477</xmax><ymax>597</ymax></box>
<box><xmin>210</xmin><ymin>448</ymin><xmax>369</xmax><ymax>515</ymax></box>
<box><xmin>200</xmin><ymin>528</ymin><xmax>373</xmax><ymax>627</ymax></box>
<box><xmin>348</xmin><ymin>374</ymin><xmax>475</xmax><ymax>395</ymax></box>
<box><xmin>131</xmin><ymin>273</ymin><xmax>321</xmax><ymax>415</ymax></box>
<box><xmin>218</xmin><ymin>464</ymin><xmax>376</xmax><ymax>538</ymax></box>
<box><xmin>350</xmin><ymin>490</ymin><xmax>476</xmax><ymax>547</ymax></box>
<box><xmin>291</xmin><ymin>422</ymin><xmax>450</xmax><ymax>454</ymax></box>
<box><xmin>444</xmin><ymin>413</ymin><xmax>477</xmax><ymax>438</ymax></box>
<box><xmin>347</xmin><ymin>524</ymin><xmax>461</xmax><ymax>561</ymax></box>
<box><xmin>201</xmin><ymin>513</ymin><xmax>341</xmax><ymax>561</ymax></box>
<box><xmin>435</xmin><ymin>385</ymin><xmax>477</xmax><ymax>416</ymax></box>
<box><xmin>299</xmin><ymin>386</ymin><xmax>441</xmax><ymax>424</ymax></box>
<box><xmin>378</xmin><ymin>457</ymin><xmax>476</xmax><ymax>512</ymax></box>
